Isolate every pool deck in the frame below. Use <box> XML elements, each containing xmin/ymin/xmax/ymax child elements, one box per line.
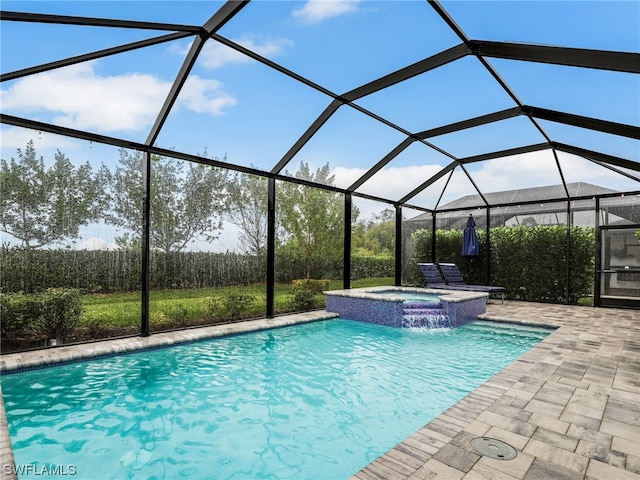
<box><xmin>1</xmin><ymin>302</ymin><xmax>639</xmax><ymax>479</ymax></box>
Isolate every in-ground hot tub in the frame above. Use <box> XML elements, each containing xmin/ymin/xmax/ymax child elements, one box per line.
<box><xmin>324</xmin><ymin>286</ymin><xmax>488</xmax><ymax>328</ymax></box>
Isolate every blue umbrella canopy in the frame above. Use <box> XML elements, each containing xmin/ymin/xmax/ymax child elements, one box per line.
<box><xmin>462</xmin><ymin>215</ymin><xmax>480</xmax><ymax>258</ymax></box>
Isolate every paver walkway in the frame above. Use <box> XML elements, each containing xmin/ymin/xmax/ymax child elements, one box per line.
<box><xmin>1</xmin><ymin>302</ymin><xmax>638</xmax><ymax>480</ymax></box>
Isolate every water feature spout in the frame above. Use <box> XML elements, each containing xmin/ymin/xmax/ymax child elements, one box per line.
<box><xmin>402</xmin><ymin>303</ymin><xmax>450</xmax><ymax>328</ymax></box>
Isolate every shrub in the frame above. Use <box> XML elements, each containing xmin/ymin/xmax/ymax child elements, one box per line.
<box><xmin>289</xmin><ymin>289</ymin><xmax>321</xmax><ymax>311</ymax></box>
<box><xmin>150</xmin><ymin>310</ymin><xmax>169</xmax><ymax>325</ymax></box>
<box><xmin>1</xmin><ymin>288</ymin><xmax>82</xmax><ymax>345</ymax></box>
<box><xmin>221</xmin><ymin>293</ymin><xmax>256</xmax><ymax>319</ymax></box>
<box><xmin>80</xmin><ymin>314</ymin><xmax>131</xmax><ymax>339</ymax></box>
<box><xmin>205</xmin><ymin>297</ymin><xmax>223</xmax><ymax>320</ymax></box>
<box><xmin>162</xmin><ymin>303</ymin><xmax>191</xmax><ymax>325</ymax></box>
<box><xmin>291</xmin><ymin>279</ymin><xmax>330</xmax><ymax>295</ymax></box>
<box><xmin>36</xmin><ymin>288</ymin><xmax>83</xmax><ymax>343</ymax></box>
<box><xmin>350</xmin><ymin>256</ymin><xmax>394</xmax><ymax>280</ymax></box>
<box><xmin>1</xmin><ymin>293</ymin><xmax>38</xmax><ymax>343</ymax></box>
<box><xmin>289</xmin><ymin>279</ymin><xmax>328</xmax><ymax>311</ymax></box>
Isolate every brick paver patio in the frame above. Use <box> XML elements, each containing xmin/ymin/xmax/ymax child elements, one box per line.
<box><xmin>353</xmin><ymin>301</ymin><xmax>640</xmax><ymax>480</ymax></box>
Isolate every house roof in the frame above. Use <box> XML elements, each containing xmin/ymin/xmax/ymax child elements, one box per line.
<box><xmin>435</xmin><ymin>182</ymin><xmax>617</xmax><ymax>211</ymax></box>
<box><xmin>408</xmin><ymin>182</ymin><xmax>640</xmax><ymax>227</ymax></box>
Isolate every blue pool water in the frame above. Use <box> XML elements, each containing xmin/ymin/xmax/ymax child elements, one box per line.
<box><xmin>370</xmin><ymin>290</ymin><xmax>441</xmax><ymax>304</ymax></box>
<box><xmin>2</xmin><ymin>319</ymin><xmax>551</xmax><ymax>480</ymax></box>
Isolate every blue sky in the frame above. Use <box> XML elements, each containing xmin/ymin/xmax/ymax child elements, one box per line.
<box><xmin>1</xmin><ymin>1</ymin><xmax>639</xmax><ymax>250</ymax></box>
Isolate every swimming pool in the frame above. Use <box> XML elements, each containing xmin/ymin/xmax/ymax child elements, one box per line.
<box><xmin>1</xmin><ymin>319</ymin><xmax>551</xmax><ymax>480</ymax></box>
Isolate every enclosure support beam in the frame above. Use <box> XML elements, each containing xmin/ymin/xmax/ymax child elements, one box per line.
<box><xmin>416</xmin><ymin>107</ymin><xmax>521</xmax><ymax>140</ymax></box>
<box><xmin>459</xmin><ymin>143</ymin><xmax>549</xmax><ymax>164</ymax></box>
<box><xmin>348</xmin><ymin>137</ymin><xmax>414</xmax><ymax>192</ymax></box>
<box><xmin>266</xmin><ymin>177</ymin><xmax>276</xmax><ymax>318</ymax></box>
<box><xmin>594</xmin><ymin>197</ymin><xmax>601</xmax><ymax>308</ymax></box>
<box><xmin>470</xmin><ymin>40</ymin><xmax>640</xmax><ymax>74</ymax></box>
<box><xmin>431</xmin><ymin>211</ymin><xmax>437</xmax><ymax>266</ymax></box>
<box><xmin>271</xmin><ymin>99</ymin><xmax>342</xmax><ymax>174</ymax></box>
<box><xmin>342</xmin><ymin>43</ymin><xmax>470</xmax><ymax>101</ymax></box>
<box><xmin>485</xmin><ymin>208</ymin><xmax>491</xmax><ymax>286</ymax></box>
<box><xmin>553</xmin><ymin>143</ymin><xmax>640</xmax><ymax>173</ymax></box>
<box><xmin>344</xmin><ymin>194</ymin><xmax>352</xmax><ymax>289</ymax></box>
<box><xmin>395</xmin><ymin>205</ymin><xmax>403</xmax><ymax>286</ymax></box>
<box><xmin>399</xmin><ymin>162</ymin><xmax>458</xmax><ymax>205</ymax></box>
<box><xmin>145</xmin><ymin>0</ymin><xmax>249</xmax><ymax>147</ymax></box>
<box><xmin>525</xmin><ymin>106</ymin><xmax>640</xmax><ymax>140</ymax></box>
<box><xmin>0</xmin><ymin>10</ymin><xmax>202</xmax><ymax>31</ymax></box>
<box><xmin>1</xmin><ymin>32</ymin><xmax>193</xmax><ymax>83</ymax></box>
<box><xmin>566</xmin><ymin>201</ymin><xmax>571</xmax><ymax>305</ymax></box>
<box><xmin>141</xmin><ymin>150</ymin><xmax>152</xmax><ymax>337</ymax></box>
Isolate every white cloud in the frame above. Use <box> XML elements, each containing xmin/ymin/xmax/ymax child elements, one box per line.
<box><xmin>194</xmin><ymin>36</ymin><xmax>293</xmax><ymax>69</ymax></box>
<box><xmin>333</xmin><ymin>149</ymin><xmax>639</xmax><ymax>212</ymax></box>
<box><xmin>467</xmin><ymin>150</ymin><xmax>637</xmax><ymax>194</ymax></box>
<box><xmin>469</xmin><ymin>150</ymin><xmax>564</xmax><ymax>194</ymax></box>
<box><xmin>180</xmin><ymin>76</ymin><xmax>237</xmax><ymax>116</ymax></box>
<box><xmin>293</xmin><ymin>0</ymin><xmax>360</xmax><ymax>24</ymax></box>
<box><xmin>1</xmin><ymin>62</ymin><xmax>170</xmax><ymax>132</ymax></box>
<box><xmin>0</xmin><ymin>126</ymin><xmax>77</xmax><ymax>154</ymax></box>
<box><xmin>333</xmin><ymin>164</ymin><xmax>442</xmax><ymax>218</ymax></box>
<box><xmin>0</xmin><ymin>61</ymin><xmax>240</xmax><ymax>133</ymax></box>
<box><xmin>333</xmin><ymin>165</ymin><xmax>366</xmax><ymax>187</ymax></box>
<box><xmin>334</xmin><ymin>163</ymin><xmax>443</xmax><ymax>201</ymax></box>
<box><xmin>76</xmin><ymin>237</ymin><xmax>118</xmax><ymax>251</ymax></box>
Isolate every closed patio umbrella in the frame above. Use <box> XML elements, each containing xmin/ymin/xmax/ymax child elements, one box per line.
<box><xmin>462</xmin><ymin>214</ymin><xmax>479</xmax><ymax>257</ymax></box>
<box><xmin>462</xmin><ymin>214</ymin><xmax>479</xmax><ymax>277</ymax></box>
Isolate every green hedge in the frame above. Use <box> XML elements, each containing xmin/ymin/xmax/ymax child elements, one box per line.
<box><xmin>491</xmin><ymin>225</ymin><xmax>594</xmax><ymax>304</ymax></box>
<box><xmin>0</xmin><ymin>248</ymin><xmax>270</xmax><ymax>293</ymax></box>
<box><xmin>1</xmin><ymin>226</ymin><xmax>595</xmax><ymax>305</ymax></box>
<box><xmin>0</xmin><ymin>246</ymin><xmax>394</xmax><ymax>293</ymax></box>
<box><xmin>351</xmin><ymin>255</ymin><xmax>394</xmax><ymax>279</ymax></box>
<box><xmin>410</xmin><ymin>225</ymin><xmax>595</xmax><ymax>304</ymax></box>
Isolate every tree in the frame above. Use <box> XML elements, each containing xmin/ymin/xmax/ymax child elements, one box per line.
<box><xmin>353</xmin><ymin>208</ymin><xmax>395</xmax><ymax>256</ymax></box>
<box><xmin>105</xmin><ymin>149</ymin><xmax>227</xmax><ymax>253</ymax></box>
<box><xmin>278</xmin><ymin>162</ymin><xmax>357</xmax><ymax>279</ymax></box>
<box><xmin>224</xmin><ymin>172</ymin><xmax>269</xmax><ymax>256</ymax></box>
<box><xmin>0</xmin><ymin>140</ymin><xmax>106</xmax><ymax>249</ymax></box>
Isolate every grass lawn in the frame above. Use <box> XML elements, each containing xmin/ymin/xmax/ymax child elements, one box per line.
<box><xmin>80</xmin><ymin>277</ymin><xmax>394</xmax><ymax>329</ymax></box>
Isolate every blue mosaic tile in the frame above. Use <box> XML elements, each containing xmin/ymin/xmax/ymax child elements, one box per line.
<box><xmin>326</xmin><ymin>288</ymin><xmax>487</xmax><ymax>329</ymax></box>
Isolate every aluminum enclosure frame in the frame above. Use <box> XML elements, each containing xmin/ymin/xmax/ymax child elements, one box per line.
<box><xmin>1</xmin><ymin>0</ymin><xmax>639</xmax><ymax>324</ymax></box>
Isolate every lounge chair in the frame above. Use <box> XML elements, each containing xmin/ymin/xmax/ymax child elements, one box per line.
<box><xmin>438</xmin><ymin>263</ymin><xmax>506</xmax><ymax>303</ymax></box>
<box><xmin>417</xmin><ymin>263</ymin><xmax>505</xmax><ymax>304</ymax></box>
<box><xmin>417</xmin><ymin>263</ymin><xmax>450</xmax><ymax>289</ymax></box>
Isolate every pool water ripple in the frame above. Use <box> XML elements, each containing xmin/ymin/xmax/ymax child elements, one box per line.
<box><xmin>1</xmin><ymin>319</ymin><xmax>551</xmax><ymax>480</ymax></box>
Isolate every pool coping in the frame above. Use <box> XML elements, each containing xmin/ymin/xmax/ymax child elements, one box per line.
<box><xmin>325</xmin><ymin>285</ymin><xmax>488</xmax><ymax>304</ymax></box>
<box><xmin>1</xmin><ymin>303</ymin><xmax>639</xmax><ymax>480</ymax></box>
